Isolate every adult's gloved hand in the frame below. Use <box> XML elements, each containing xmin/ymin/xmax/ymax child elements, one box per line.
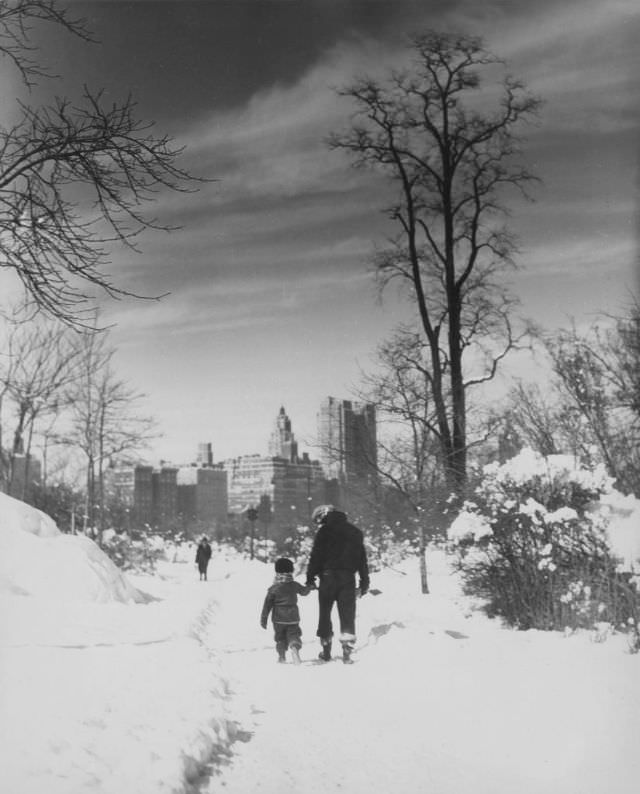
<box><xmin>260</xmin><ymin>620</ymin><xmax>267</xmax><ymax>630</ymax></box>
<box><xmin>359</xmin><ymin>581</ymin><xmax>369</xmax><ymax>597</ymax></box>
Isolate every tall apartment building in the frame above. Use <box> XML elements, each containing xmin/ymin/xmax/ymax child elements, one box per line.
<box><xmin>196</xmin><ymin>443</ymin><xmax>213</xmax><ymax>467</ymax></box>
<box><xmin>268</xmin><ymin>406</ymin><xmax>298</xmax><ymax>462</ymax></box>
<box><xmin>152</xmin><ymin>466</ymin><xmax>178</xmax><ymax>529</ymax></box>
<box><xmin>317</xmin><ymin>397</ymin><xmax>377</xmax><ymax>483</ymax></box>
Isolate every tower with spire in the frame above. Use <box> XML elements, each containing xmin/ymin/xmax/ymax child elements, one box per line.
<box><xmin>268</xmin><ymin>406</ymin><xmax>298</xmax><ymax>462</ymax></box>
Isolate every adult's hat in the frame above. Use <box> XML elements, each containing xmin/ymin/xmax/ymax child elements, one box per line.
<box><xmin>311</xmin><ymin>504</ymin><xmax>337</xmax><ymax>524</ymax></box>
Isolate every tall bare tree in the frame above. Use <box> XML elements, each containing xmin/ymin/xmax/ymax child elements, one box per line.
<box><xmin>0</xmin><ymin>0</ymin><xmax>201</xmax><ymax>324</ymax></box>
<box><xmin>329</xmin><ymin>32</ymin><xmax>540</xmax><ymax>490</ymax></box>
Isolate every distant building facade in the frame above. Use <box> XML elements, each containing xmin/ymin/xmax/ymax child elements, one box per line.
<box><xmin>317</xmin><ymin>397</ymin><xmax>377</xmax><ymax>483</ymax></box>
<box><xmin>196</xmin><ymin>442</ymin><xmax>214</xmax><ymax>467</ymax></box>
<box><xmin>106</xmin><ymin>463</ymin><xmax>178</xmax><ymax>531</ymax></box>
<box><xmin>224</xmin><ymin>407</ymin><xmax>328</xmax><ymax>543</ymax></box>
<box><xmin>152</xmin><ymin>466</ymin><xmax>178</xmax><ymax>529</ymax></box>
<box><xmin>176</xmin><ymin>464</ymin><xmax>228</xmax><ymax>529</ymax></box>
<box><xmin>4</xmin><ymin>453</ymin><xmax>42</xmax><ymax>503</ymax></box>
<box><xmin>107</xmin><ymin>446</ymin><xmax>228</xmax><ymax>536</ymax></box>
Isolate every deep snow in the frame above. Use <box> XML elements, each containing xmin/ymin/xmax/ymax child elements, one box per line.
<box><xmin>1</xmin><ymin>490</ymin><xmax>639</xmax><ymax>794</ymax></box>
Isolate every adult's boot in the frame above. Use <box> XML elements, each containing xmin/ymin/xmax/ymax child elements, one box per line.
<box><xmin>319</xmin><ymin>639</ymin><xmax>332</xmax><ymax>661</ymax></box>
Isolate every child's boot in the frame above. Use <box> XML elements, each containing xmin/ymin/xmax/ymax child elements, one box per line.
<box><xmin>290</xmin><ymin>646</ymin><xmax>301</xmax><ymax>665</ymax></box>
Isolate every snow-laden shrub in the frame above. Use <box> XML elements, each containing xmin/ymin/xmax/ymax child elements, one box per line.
<box><xmin>364</xmin><ymin>525</ymin><xmax>421</xmax><ymax>573</ymax></box>
<box><xmin>101</xmin><ymin>528</ymin><xmax>166</xmax><ymax>573</ymax></box>
<box><xmin>449</xmin><ymin>449</ymin><xmax>639</xmax><ymax>641</ymax></box>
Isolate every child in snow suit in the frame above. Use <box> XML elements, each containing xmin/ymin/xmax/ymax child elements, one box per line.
<box><xmin>260</xmin><ymin>557</ymin><xmax>310</xmax><ymax>664</ymax></box>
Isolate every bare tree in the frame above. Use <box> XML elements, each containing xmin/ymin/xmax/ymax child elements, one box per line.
<box><xmin>0</xmin><ymin>304</ymin><xmax>82</xmax><ymax>497</ymax></box>
<box><xmin>359</xmin><ymin>331</ymin><xmax>445</xmax><ymax>593</ymax></box>
<box><xmin>494</xmin><ymin>302</ymin><xmax>640</xmax><ymax>494</ymax></box>
<box><xmin>0</xmin><ymin>0</ymin><xmax>202</xmax><ymax>325</ymax></box>
<box><xmin>543</xmin><ymin>308</ymin><xmax>640</xmax><ymax>495</ymax></box>
<box><xmin>0</xmin><ymin>0</ymin><xmax>92</xmax><ymax>84</ymax></box>
<box><xmin>63</xmin><ymin>331</ymin><xmax>157</xmax><ymax>536</ymax></box>
<box><xmin>329</xmin><ymin>32</ymin><xmax>540</xmax><ymax>490</ymax></box>
<box><xmin>498</xmin><ymin>382</ymin><xmax>562</xmax><ymax>459</ymax></box>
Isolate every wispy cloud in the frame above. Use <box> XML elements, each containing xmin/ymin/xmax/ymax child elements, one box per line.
<box><xmin>481</xmin><ymin>0</ymin><xmax>639</xmax><ymax>132</ymax></box>
<box><xmin>519</xmin><ymin>236</ymin><xmax>636</xmax><ymax>278</ymax></box>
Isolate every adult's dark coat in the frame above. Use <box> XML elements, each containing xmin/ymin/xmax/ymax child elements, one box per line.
<box><xmin>306</xmin><ymin>510</ymin><xmax>369</xmax><ymax>591</ymax></box>
<box><xmin>196</xmin><ymin>541</ymin><xmax>212</xmax><ymax>569</ymax></box>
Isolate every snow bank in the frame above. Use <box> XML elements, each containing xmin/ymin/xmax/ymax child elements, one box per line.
<box><xmin>0</xmin><ymin>490</ymin><xmax>59</xmax><ymax>537</ymax></box>
<box><xmin>0</xmin><ymin>501</ymin><xmax>236</xmax><ymax>794</ymax></box>
<box><xmin>0</xmin><ymin>491</ymin><xmax>145</xmax><ymax>603</ymax></box>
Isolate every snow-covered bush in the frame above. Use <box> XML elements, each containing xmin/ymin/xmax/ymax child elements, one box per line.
<box><xmin>364</xmin><ymin>525</ymin><xmax>420</xmax><ymax>573</ymax></box>
<box><xmin>280</xmin><ymin>525</ymin><xmax>313</xmax><ymax>571</ymax></box>
<box><xmin>101</xmin><ymin>528</ymin><xmax>167</xmax><ymax>573</ymax></box>
<box><xmin>449</xmin><ymin>449</ymin><xmax>639</xmax><ymax>641</ymax></box>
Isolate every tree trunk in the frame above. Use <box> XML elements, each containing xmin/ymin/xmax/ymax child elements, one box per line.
<box><xmin>419</xmin><ymin>522</ymin><xmax>429</xmax><ymax>594</ymax></box>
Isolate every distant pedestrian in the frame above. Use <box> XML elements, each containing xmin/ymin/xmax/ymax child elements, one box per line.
<box><xmin>305</xmin><ymin>505</ymin><xmax>370</xmax><ymax>664</ymax></box>
<box><xmin>260</xmin><ymin>557</ymin><xmax>311</xmax><ymax>664</ymax></box>
<box><xmin>195</xmin><ymin>536</ymin><xmax>212</xmax><ymax>581</ymax></box>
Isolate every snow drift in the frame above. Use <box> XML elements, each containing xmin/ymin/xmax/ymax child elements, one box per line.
<box><xmin>0</xmin><ymin>491</ymin><xmax>146</xmax><ymax>603</ymax></box>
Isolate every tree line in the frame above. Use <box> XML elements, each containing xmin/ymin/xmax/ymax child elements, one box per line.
<box><xmin>0</xmin><ymin>306</ymin><xmax>155</xmax><ymax>531</ymax></box>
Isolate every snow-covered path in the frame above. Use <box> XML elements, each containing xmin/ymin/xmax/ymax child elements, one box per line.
<box><xmin>206</xmin><ymin>554</ymin><xmax>640</xmax><ymax>794</ymax></box>
<box><xmin>2</xmin><ymin>535</ymin><xmax>639</xmax><ymax>794</ymax></box>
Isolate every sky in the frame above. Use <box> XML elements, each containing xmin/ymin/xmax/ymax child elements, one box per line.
<box><xmin>6</xmin><ymin>0</ymin><xmax>640</xmax><ymax>465</ymax></box>
<box><xmin>1</xmin><ymin>486</ymin><xmax>639</xmax><ymax>793</ymax></box>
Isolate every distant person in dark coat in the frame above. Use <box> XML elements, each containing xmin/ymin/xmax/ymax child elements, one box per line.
<box><xmin>195</xmin><ymin>537</ymin><xmax>212</xmax><ymax>581</ymax></box>
<box><xmin>305</xmin><ymin>505</ymin><xmax>370</xmax><ymax>664</ymax></box>
<box><xmin>260</xmin><ymin>557</ymin><xmax>311</xmax><ymax>664</ymax></box>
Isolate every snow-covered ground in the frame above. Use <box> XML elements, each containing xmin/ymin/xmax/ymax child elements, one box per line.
<box><xmin>1</xmin><ymin>491</ymin><xmax>639</xmax><ymax>794</ymax></box>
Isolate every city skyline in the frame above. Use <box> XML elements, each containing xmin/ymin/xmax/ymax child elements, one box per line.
<box><xmin>109</xmin><ymin>399</ymin><xmax>375</xmax><ymax>537</ymax></box>
<box><xmin>155</xmin><ymin>397</ymin><xmax>372</xmax><ymax>470</ymax></box>
<box><xmin>2</xmin><ymin>0</ymin><xmax>637</xmax><ymax>465</ymax></box>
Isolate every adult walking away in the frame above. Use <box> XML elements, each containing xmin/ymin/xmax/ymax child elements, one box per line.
<box><xmin>195</xmin><ymin>536</ymin><xmax>212</xmax><ymax>581</ymax></box>
<box><xmin>305</xmin><ymin>505</ymin><xmax>370</xmax><ymax>664</ymax></box>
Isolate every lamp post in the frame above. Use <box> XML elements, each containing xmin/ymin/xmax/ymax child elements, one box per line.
<box><xmin>246</xmin><ymin>507</ymin><xmax>258</xmax><ymax>560</ymax></box>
